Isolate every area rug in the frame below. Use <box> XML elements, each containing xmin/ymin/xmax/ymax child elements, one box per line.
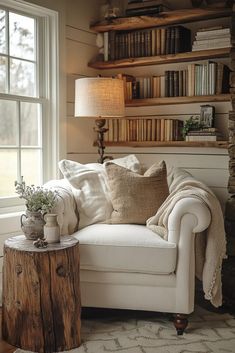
<box><xmin>15</xmin><ymin>306</ymin><xmax>235</xmax><ymax>353</ymax></box>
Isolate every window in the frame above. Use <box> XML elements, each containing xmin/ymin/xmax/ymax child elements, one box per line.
<box><xmin>0</xmin><ymin>0</ymin><xmax>59</xmax><ymax>213</ymax></box>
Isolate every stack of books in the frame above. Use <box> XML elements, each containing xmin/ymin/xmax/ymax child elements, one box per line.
<box><xmin>125</xmin><ymin>0</ymin><xmax>171</xmax><ymax>17</ymax></box>
<box><xmin>116</xmin><ymin>73</ymin><xmax>166</xmax><ymax>100</ymax></box>
<box><xmin>165</xmin><ymin>70</ymin><xmax>188</xmax><ymax>97</ymax></box>
<box><xmin>137</xmin><ymin>76</ymin><xmax>165</xmax><ymax>98</ymax></box>
<box><xmin>115</xmin><ymin>60</ymin><xmax>230</xmax><ymax>101</ymax></box>
<box><xmin>185</xmin><ymin>128</ymin><xmax>222</xmax><ymax>141</ymax></box>
<box><xmin>192</xmin><ymin>26</ymin><xmax>231</xmax><ymax>51</ymax></box>
<box><xmin>187</xmin><ymin>62</ymin><xmax>230</xmax><ymax>96</ymax></box>
<box><xmin>105</xmin><ymin>118</ymin><xmax>183</xmax><ymax>142</ymax></box>
<box><xmin>166</xmin><ymin>62</ymin><xmax>230</xmax><ymax>97</ymax></box>
<box><xmin>103</xmin><ymin>25</ymin><xmax>191</xmax><ymax>61</ymax></box>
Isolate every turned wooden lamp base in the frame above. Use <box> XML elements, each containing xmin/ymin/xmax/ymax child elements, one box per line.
<box><xmin>95</xmin><ymin>118</ymin><xmax>112</xmax><ymax>164</ymax></box>
<box><xmin>173</xmin><ymin>314</ymin><xmax>189</xmax><ymax>335</ymax></box>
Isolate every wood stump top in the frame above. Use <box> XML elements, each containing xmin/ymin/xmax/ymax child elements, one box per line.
<box><xmin>4</xmin><ymin>235</ymin><xmax>78</xmax><ymax>252</ymax></box>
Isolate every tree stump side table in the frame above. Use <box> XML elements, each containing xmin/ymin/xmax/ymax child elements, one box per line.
<box><xmin>2</xmin><ymin>235</ymin><xmax>81</xmax><ymax>353</ymax></box>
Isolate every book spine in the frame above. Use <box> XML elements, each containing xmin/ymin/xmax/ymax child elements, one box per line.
<box><xmin>130</xmin><ymin>32</ymin><xmax>134</xmax><ymax>57</ymax></box>
<box><xmin>156</xmin><ymin>28</ymin><xmax>161</xmax><ymax>55</ymax></box>
<box><xmin>170</xmin><ymin>26</ymin><xmax>175</xmax><ymax>54</ymax></box>
<box><xmin>136</xmin><ymin>31</ymin><xmax>140</xmax><ymax>57</ymax></box>
<box><xmin>160</xmin><ymin>28</ymin><xmax>166</xmax><ymax>55</ymax></box>
<box><xmin>151</xmin><ymin>29</ymin><xmax>156</xmax><ymax>56</ymax></box>
<box><xmin>166</xmin><ymin>27</ymin><xmax>171</xmax><ymax>55</ymax></box>
<box><xmin>127</xmin><ymin>32</ymin><xmax>131</xmax><ymax>58</ymax></box>
<box><xmin>146</xmin><ymin>29</ymin><xmax>151</xmax><ymax>57</ymax></box>
<box><xmin>103</xmin><ymin>32</ymin><xmax>109</xmax><ymax>61</ymax></box>
<box><xmin>174</xmin><ymin>26</ymin><xmax>180</xmax><ymax>53</ymax></box>
<box><xmin>182</xmin><ymin>26</ymin><xmax>191</xmax><ymax>52</ymax></box>
<box><xmin>160</xmin><ymin>75</ymin><xmax>165</xmax><ymax>97</ymax></box>
<box><xmin>160</xmin><ymin>119</ymin><xmax>165</xmax><ymax>141</ymax></box>
<box><xmin>221</xmin><ymin>64</ymin><xmax>230</xmax><ymax>94</ymax></box>
<box><xmin>152</xmin><ymin>76</ymin><xmax>157</xmax><ymax>98</ymax></box>
<box><xmin>187</xmin><ymin>64</ymin><xmax>192</xmax><ymax>96</ymax></box>
<box><xmin>165</xmin><ymin>71</ymin><xmax>169</xmax><ymax>97</ymax></box>
<box><xmin>186</xmin><ymin>135</ymin><xmax>217</xmax><ymax>141</ymax></box>
<box><xmin>196</xmin><ymin>28</ymin><xmax>230</xmax><ymax>38</ymax></box>
<box><xmin>119</xmin><ymin>33</ymin><xmax>124</xmax><ymax>59</ymax></box>
<box><xmin>156</xmin><ymin>119</ymin><xmax>161</xmax><ymax>141</ymax></box>
<box><xmin>169</xmin><ymin>71</ymin><xmax>174</xmax><ymax>97</ymax></box>
<box><xmin>182</xmin><ymin>69</ymin><xmax>187</xmax><ymax>97</ymax></box>
<box><xmin>179</xmin><ymin>70</ymin><xmax>183</xmax><ymax>97</ymax></box>
<box><xmin>109</xmin><ymin>31</ymin><xmax>116</xmax><ymax>60</ymax></box>
<box><xmin>173</xmin><ymin>71</ymin><xmax>179</xmax><ymax>97</ymax></box>
<box><xmin>216</xmin><ymin>62</ymin><xmax>223</xmax><ymax>94</ymax></box>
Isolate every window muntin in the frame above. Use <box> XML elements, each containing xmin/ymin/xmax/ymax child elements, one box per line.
<box><xmin>0</xmin><ymin>7</ymin><xmax>42</xmax><ymax>201</ymax></box>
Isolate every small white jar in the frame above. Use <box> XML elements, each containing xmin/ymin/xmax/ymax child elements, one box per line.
<box><xmin>44</xmin><ymin>214</ymin><xmax>60</xmax><ymax>243</ymax></box>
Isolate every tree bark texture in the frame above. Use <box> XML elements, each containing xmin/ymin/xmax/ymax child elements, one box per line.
<box><xmin>2</xmin><ymin>235</ymin><xmax>81</xmax><ymax>353</ymax></box>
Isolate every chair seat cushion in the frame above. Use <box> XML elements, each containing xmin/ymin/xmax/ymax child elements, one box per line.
<box><xmin>73</xmin><ymin>224</ymin><xmax>177</xmax><ymax>275</ymax></box>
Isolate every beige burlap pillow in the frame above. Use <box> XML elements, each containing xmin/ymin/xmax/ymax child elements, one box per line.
<box><xmin>105</xmin><ymin>160</ymin><xmax>169</xmax><ymax>224</ymax></box>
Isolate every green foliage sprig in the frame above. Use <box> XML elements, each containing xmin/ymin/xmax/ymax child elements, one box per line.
<box><xmin>182</xmin><ymin>115</ymin><xmax>202</xmax><ymax>139</ymax></box>
<box><xmin>15</xmin><ymin>177</ymin><xmax>58</xmax><ymax>213</ymax></box>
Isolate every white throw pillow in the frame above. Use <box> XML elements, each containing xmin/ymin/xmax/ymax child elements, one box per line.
<box><xmin>59</xmin><ymin>155</ymin><xmax>141</xmax><ymax>229</ymax></box>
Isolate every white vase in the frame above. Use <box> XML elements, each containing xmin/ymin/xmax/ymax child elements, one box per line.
<box><xmin>44</xmin><ymin>214</ymin><xmax>60</xmax><ymax>243</ymax></box>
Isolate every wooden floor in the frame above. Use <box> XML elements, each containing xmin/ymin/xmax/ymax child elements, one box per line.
<box><xmin>0</xmin><ymin>310</ymin><xmax>15</xmax><ymax>353</ymax></box>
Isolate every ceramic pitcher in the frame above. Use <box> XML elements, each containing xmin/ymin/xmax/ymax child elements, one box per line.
<box><xmin>21</xmin><ymin>210</ymin><xmax>45</xmax><ymax>240</ymax></box>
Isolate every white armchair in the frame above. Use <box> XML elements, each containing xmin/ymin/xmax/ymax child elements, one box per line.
<box><xmin>46</xmin><ymin>156</ymin><xmax>225</xmax><ymax>335</ymax></box>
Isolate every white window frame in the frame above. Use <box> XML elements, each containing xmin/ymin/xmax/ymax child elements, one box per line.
<box><xmin>0</xmin><ymin>0</ymin><xmax>61</xmax><ymax>215</ymax></box>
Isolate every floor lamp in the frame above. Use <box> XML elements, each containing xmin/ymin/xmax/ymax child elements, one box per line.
<box><xmin>74</xmin><ymin>77</ymin><xmax>125</xmax><ymax>164</ymax></box>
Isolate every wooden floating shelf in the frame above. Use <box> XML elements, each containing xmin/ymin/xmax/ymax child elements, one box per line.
<box><xmin>125</xmin><ymin>94</ymin><xmax>231</xmax><ymax>107</ymax></box>
<box><xmin>90</xmin><ymin>7</ymin><xmax>232</xmax><ymax>33</ymax></box>
<box><xmin>89</xmin><ymin>48</ymin><xmax>231</xmax><ymax>70</ymax></box>
<box><xmin>101</xmin><ymin>141</ymin><xmax>228</xmax><ymax>148</ymax></box>
<box><xmin>89</xmin><ymin>48</ymin><xmax>230</xmax><ymax>70</ymax></box>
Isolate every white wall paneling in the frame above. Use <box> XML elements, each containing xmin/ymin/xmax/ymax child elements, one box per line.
<box><xmin>67</xmin><ymin>117</ymin><xmax>97</xmax><ymax>154</ymax></box>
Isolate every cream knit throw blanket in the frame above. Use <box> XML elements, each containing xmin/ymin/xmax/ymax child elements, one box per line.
<box><xmin>146</xmin><ymin>169</ymin><xmax>227</xmax><ymax>308</ymax></box>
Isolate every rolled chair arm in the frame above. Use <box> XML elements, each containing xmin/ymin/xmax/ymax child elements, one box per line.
<box><xmin>168</xmin><ymin>197</ymin><xmax>211</xmax><ymax>244</ymax></box>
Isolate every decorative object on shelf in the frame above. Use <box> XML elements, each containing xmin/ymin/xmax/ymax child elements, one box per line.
<box><xmin>75</xmin><ymin>77</ymin><xmax>125</xmax><ymax>163</ymax></box>
<box><xmin>200</xmin><ymin>104</ymin><xmax>215</xmax><ymax>128</ymax></box>
<box><xmin>100</xmin><ymin>0</ymin><xmax>123</xmax><ymax>20</ymax></box>
<box><xmin>125</xmin><ymin>0</ymin><xmax>172</xmax><ymax>17</ymax></box>
<box><xmin>44</xmin><ymin>213</ymin><xmax>60</xmax><ymax>244</ymax></box>
<box><xmin>33</xmin><ymin>237</ymin><xmax>48</xmax><ymax>249</ymax></box>
<box><xmin>184</xmin><ymin>108</ymin><xmax>221</xmax><ymax>142</ymax></box>
<box><xmin>182</xmin><ymin>115</ymin><xmax>202</xmax><ymax>138</ymax></box>
<box><xmin>15</xmin><ymin>177</ymin><xmax>58</xmax><ymax>240</ymax></box>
